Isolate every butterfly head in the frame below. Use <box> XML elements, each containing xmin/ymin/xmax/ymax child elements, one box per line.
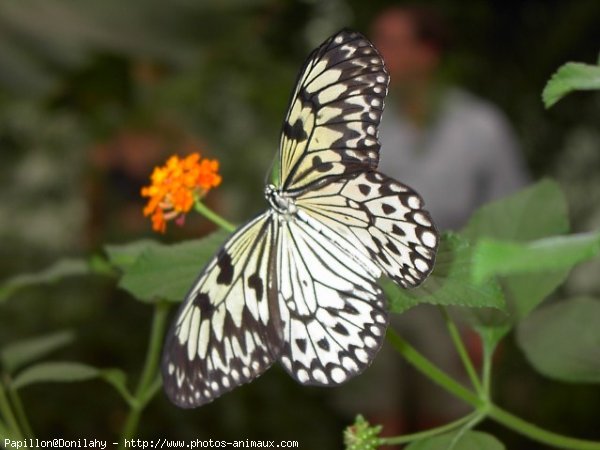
<box><xmin>265</xmin><ymin>184</ymin><xmax>297</xmax><ymax>217</ymax></box>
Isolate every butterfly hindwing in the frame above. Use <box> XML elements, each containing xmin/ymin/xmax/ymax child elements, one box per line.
<box><xmin>276</xmin><ymin>215</ymin><xmax>388</xmax><ymax>386</ymax></box>
<box><xmin>296</xmin><ymin>172</ymin><xmax>438</xmax><ymax>288</ymax></box>
<box><xmin>162</xmin><ymin>214</ymin><xmax>283</xmax><ymax>408</ymax></box>
<box><xmin>278</xmin><ymin>29</ymin><xmax>389</xmax><ymax>192</ymax></box>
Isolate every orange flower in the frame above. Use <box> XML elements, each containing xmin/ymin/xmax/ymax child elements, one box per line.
<box><xmin>141</xmin><ymin>152</ymin><xmax>222</xmax><ymax>233</ymax></box>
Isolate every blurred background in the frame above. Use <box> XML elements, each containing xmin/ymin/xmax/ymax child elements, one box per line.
<box><xmin>0</xmin><ymin>0</ymin><xmax>599</xmax><ymax>447</ymax></box>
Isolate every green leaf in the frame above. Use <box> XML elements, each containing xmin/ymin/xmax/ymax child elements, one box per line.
<box><xmin>104</xmin><ymin>239</ymin><xmax>162</xmax><ymax>271</ymax></box>
<box><xmin>0</xmin><ymin>258</ymin><xmax>91</xmax><ymax>303</ymax></box>
<box><xmin>462</xmin><ymin>179</ymin><xmax>569</xmax><ymax>242</ymax></box>
<box><xmin>517</xmin><ymin>297</ymin><xmax>600</xmax><ymax>383</ymax></box>
<box><xmin>406</xmin><ymin>430</ymin><xmax>505</xmax><ymax>450</ymax></box>
<box><xmin>472</xmin><ymin>231</ymin><xmax>600</xmax><ymax>283</ymax></box>
<box><xmin>386</xmin><ymin>233</ymin><xmax>505</xmax><ymax>314</ymax></box>
<box><xmin>0</xmin><ymin>330</ymin><xmax>75</xmax><ymax>374</ymax></box>
<box><xmin>10</xmin><ymin>361</ymin><xmax>131</xmax><ymax>402</ymax></box>
<box><xmin>406</xmin><ymin>431</ymin><xmax>504</xmax><ymax>450</ymax></box>
<box><xmin>461</xmin><ymin>180</ymin><xmax>571</xmax><ymax>330</ymax></box>
<box><xmin>117</xmin><ymin>229</ymin><xmax>231</xmax><ymax>303</ymax></box>
<box><xmin>12</xmin><ymin>362</ymin><xmax>100</xmax><ymax>389</ymax></box>
<box><xmin>543</xmin><ymin>61</ymin><xmax>600</xmax><ymax>108</ymax></box>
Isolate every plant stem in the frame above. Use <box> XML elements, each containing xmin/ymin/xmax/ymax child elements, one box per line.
<box><xmin>439</xmin><ymin>307</ymin><xmax>483</xmax><ymax>395</ymax></box>
<box><xmin>386</xmin><ymin>329</ymin><xmax>483</xmax><ymax>408</ymax></box>
<box><xmin>7</xmin><ymin>384</ymin><xmax>34</xmax><ymax>439</ymax></box>
<box><xmin>387</xmin><ymin>329</ymin><xmax>600</xmax><ymax>450</ymax></box>
<box><xmin>119</xmin><ymin>302</ymin><xmax>170</xmax><ymax>449</ymax></box>
<box><xmin>0</xmin><ymin>418</ymin><xmax>14</xmax><ymax>440</ymax></box>
<box><xmin>379</xmin><ymin>411</ymin><xmax>479</xmax><ymax>445</ymax></box>
<box><xmin>481</xmin><ymin>335</ymin><xmax>495</xmax><ymax>398</ymax></box>
<box><xmin>194</xmin><ymin>199</ymin><xmax>235</xmax><ymax>233</ymax></box>
<box><xmin>489</xmin><ymin>405</ymin><xmax>600</xmax><ymax>450</ymax></box>
<box><xmin>0</xmin><ymin>381</ymin><xmax>24</xmax><ymax>442</ymax></box>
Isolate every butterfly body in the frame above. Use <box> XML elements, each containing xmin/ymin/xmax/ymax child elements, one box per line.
<box><xmin>162</xmin><ymin>29</ymin><xmax>438</xmax><ymax>408</ymax></box>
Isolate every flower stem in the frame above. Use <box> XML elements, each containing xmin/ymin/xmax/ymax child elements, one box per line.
<box><xmin>194</xmin><ymin>199</ymin><xmax>235</xmax><ymax>233</ymax></box>
<box><xmin>378</xmin><ymin>411</ymin><xmax>479</xmax><ymax>445</ymax></box>
<box><xmin>439</xmin><ymin>307</ymin><xmax>484</xmax><ymax>395</ymax></box>
<box><xmin>386</xmin><ymin>328</ymin><xmax>600</xmax><ymax>450</ymax></box>
<box><xmin>119</xmin><ymin>302</ymin><xmax>170</xmax><ymax>449</ymax></box>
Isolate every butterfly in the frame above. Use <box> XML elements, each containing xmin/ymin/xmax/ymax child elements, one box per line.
<box><xmin>161</xmin><ymin>29</ymin><xmax>438</xmax><ymax>408</ymax></box>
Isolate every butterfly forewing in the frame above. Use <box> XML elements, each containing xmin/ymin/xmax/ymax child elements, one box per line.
<box><xmin>278</xmin><ymin>30</ymin><xmax>389</xmax><ymax>192</ymax></box>
<box><xmin>162</xmin><ymin>213</ymin><xmax>282</xmax><ymax>408</ymax></box>
<box><xmin>276</xmin><ymin>216</ymin><xmax>388</xmax><ymax>385</ymax></box>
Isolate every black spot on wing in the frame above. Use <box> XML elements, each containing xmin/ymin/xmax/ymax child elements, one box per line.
<box><xmin>216</xmin><ymin>250</ymin><xmax>234</xmax><ymax>285</ymax></box>
<box><xmin>358</xmin><ymin>184</ymin><xmax>371</xmax><ymax>195</ymax></box>
<box><xmin>332</xmin><ymin>323</ymin><xmax>349</xmax><ymax>336</ymax></box>
<box><xmin>317</xmin><ymin>338</ymin><xmax>330</xmax><ymax>351</ymax></box>
<box><xmin>283</xmin><ymin>119</ymin><xmax>308</xmax><ymax>142</ymax></box>
<box><xmin>248</xmin><ymin>274</ymin><xmax>264</xmax><ymax>301</ymax></box>
<box><xmin>391</xmin><ymin>224</ymin><xmax>406</xmax><ymax>236</ymax></box>
<box><xmin>192</xmin><ymin>292</ymin><xmax>215</xmax><ymax>318</ymax></box>
<box><xmin>312</xmin><ymin>155</ymin><xmax>334</xmax><ymax>173</ymax></box>
<box><xmin>382</xmin><ymin>203</ymin><xmax>396</xmax><ymax>215</ymax></box>
<box><xmin>295</xmin><ymin>338</ymin><xmax>307</xmax><ymax>353</ymax></box>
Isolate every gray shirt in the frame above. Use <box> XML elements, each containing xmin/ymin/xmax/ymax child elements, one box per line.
<box><xmin>378</xmin><ymin>88</ymin><xmax>529</xmax><ymax>230</ymax></box>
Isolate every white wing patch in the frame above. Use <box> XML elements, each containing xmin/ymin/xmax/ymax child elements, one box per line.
<box><xmin>297</xmin><ymin>172</ymin><xmax>438</xmax><ymax>288</ymax></box>
<box><xmin>276</xmin><ymin>216</ymin><xmax>388</xmax><ymax>385</ymax></box>
<box><xmin>278</xmin><ymin>29</ymin><xmax>389</xmax><ymax>192</ymax></box>
<box><xmin>162</xmin><ymin>214</ymin><xmax>283</xmax><ymax>408</ymax></box>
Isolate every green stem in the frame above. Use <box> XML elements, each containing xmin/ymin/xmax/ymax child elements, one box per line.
<box><xmin>448</xmin><ymin>412</ymin><xmax>485</xmax><ymax>449</ymax></box>
<box><xmin>0</xmin><ymin>381</ymin><xmax>24</xmax><ymax>442</ymax></box>
<box><xmin>489</xmin><ymin>405</ymin><xmax>600</xmax><ymax>450</ymax></box>
<box><xmin>194</xmin><ymin>199</ymin><xmax>235</xmax><ymax>232</ymax></box>
<box><xmin>7</xmin><ymin>385</ymin><xmax>34</xmax><ymax>439</ymax></box>
<box><xmin>478</xmin><ymin>328</ymin><xmax>500</xmax><ymax>399</ymax></box>
<box><xmin>387</xmin><ymin>329</ymin><xmax>600</xmax><ymax>450</ymax></box>
<box><xmin>439</xmin><ymin>307</ymin><xmax>483</xmax><ymax>395</ymax></box>
<box><xmin>0</xmin><ymin>417</ymin><xmax>17</xmax><ymax>440</ymax></box>
<box><xmin>386</xmin><ymin>329</ymin><xmax>483</xmax><ymax>408</ymax></box>
<box><xmin>119</xmin><ymin>302</ymin><xmax>170</xmax><ymax>449</ymax></box>
<box><xmin>379</xmin><ymin>411</ymin><xmax>479</xmax><ymax>445</ymax></box>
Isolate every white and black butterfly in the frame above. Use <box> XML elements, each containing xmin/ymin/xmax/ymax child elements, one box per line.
<box><xmin>162</xmin><ymin>29</ymin><xmax>438</xmax><ymax>408</ymax></box>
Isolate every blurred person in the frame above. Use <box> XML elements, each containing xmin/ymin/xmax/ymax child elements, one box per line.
<box><xmin>374</xmin><ymin>5</ymin><xmax>528</xmax><ymax>230</ymax></box>
<box><xmin>333</xmin><ymin>5</ymin><xmax>529</xmax><ymax>444</ymax></box>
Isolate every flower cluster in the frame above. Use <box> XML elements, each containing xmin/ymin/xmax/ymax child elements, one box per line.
<box><xmin>343</xmin><ymin>415</ymin><xmax>382</xmax><ymax>450</ymax></box>
<box><xmin>141</xmin><ymin>153</ymin><xmax>221</xmax><ymax>233</ymax></box>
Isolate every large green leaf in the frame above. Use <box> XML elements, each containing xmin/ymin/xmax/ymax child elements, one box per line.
<box><xmin>386</xmin><ymin>233</ymin><xmax>505</xmax><ymax>314</ymax></box>
<box><xmin>0</xmin><ymin>330</ymin><xmax>74</xmax><ymax>374</ymax></box>
<box><xmin>12</xmin><ymin>361</ymin><xmax>101</xmax><ymax>389</ymax></box>
<box><xmin>461</xmin><ymin>180</ymin><xmax>571</xmax><ymax>330</ymax></box>
<box><xmin>11</xmin><ymin>361</ymin><xmax>131</xmax><ymax>402</ymax></box>
<box><xmin>517</xmin><ymin>297</ymin><xmax>600</xmax><ymax>383</ymax></box>
<box><xmin>0</xmin><ymin>258</ymin><xmax>90</xmax><ymax>303</ymax></box>
<box><xmin>406</xmin><ymin>430</ymin><xmax>505</xmax><ymax>450</ymax></box>
<box><xmin>542</xmin><ymin>61</ymin><xmax>600</xmax><ymax>108</ymax></box>
<box><xmin>462</xmin><ymin>179</ymin><xmax>568</xmax><ymax>242</ymax></box>
<box><xmin>117</xmin><ymin>229</ymin><xmax>231</xmax><ymax>303</ymax></box>
<box><xmin>104</xmin><ymin>239</ymin><xmax>162</xmax><ymax>271</ymax></box>
<box><xmin>472</xmin><ymin>231</ymin><xmax>600</xmax><ymax>283</ymax></box>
